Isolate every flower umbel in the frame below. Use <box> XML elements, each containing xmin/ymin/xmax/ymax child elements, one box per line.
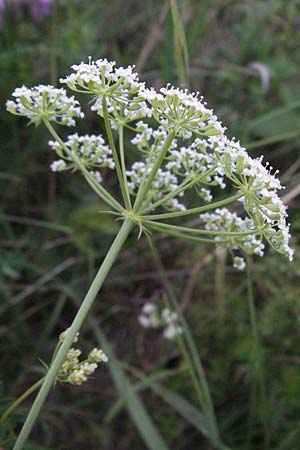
<box><xmin>6</xmin><ymin>85</ymin><xmax>84</xmax><ymax>126</ymax></box>
<box><xmin>6</xmin><ymin>57</ymin><xmax>294</xmax><ymax>270</ymax></box>
<box><xmin>49</xmin><ymin>133</ymin><xmax>115</xmax><ymax>176</ymax></box>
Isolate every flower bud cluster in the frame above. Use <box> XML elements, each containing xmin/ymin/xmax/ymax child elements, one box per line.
<box><xmin>57</xmin><ymin>329</ymin><xmax>108</xmax><ymax>386</ymax></box>
<box><xmin>6</xmin><ymin>85</ymin><xmax>84</xmax><ymax>126</ymax></box>
<box><xmin>138</xmin><ymin>302</ymin><xmax>183</xmax><ymax>340</ymax></box>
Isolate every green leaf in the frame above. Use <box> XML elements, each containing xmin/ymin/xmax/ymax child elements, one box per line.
<box><xmin>105</xmin><ymin>368</ymin><xmax>183</xmax><ymax>422</ymax></box>
<box><xmin>248</xmin><ymin>98</ymin><xmax>300</xmax><ymax>138</ymax></box>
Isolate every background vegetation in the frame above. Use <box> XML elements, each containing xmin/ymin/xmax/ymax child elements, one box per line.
<box><xmin>1</xmin><ymin>1</ymin><xmax>300</xmax><ymax>449</ymax></box>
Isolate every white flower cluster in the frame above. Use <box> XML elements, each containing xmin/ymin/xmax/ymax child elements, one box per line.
<box><xmin>127</xmin><ymin>161</ymin><xmax>186</xmax><ymax>211</ymax></box>
<box><xmin>57</xmin><ymin>330</ymin><xmax>108</xmax><ymax>386</ymax></box>
<box><xmin>6</xmin><ymin>57</ymin><xmax>293</xmax><ymax>267</ymax></box>
<box><xmin>6</xmin><ymin>85</ymin><xmax>84</xmax><ymax>126</ymax></box>
<box><xmin>138</xmin><ymin>302</ymin><xmax>183</xmax><ymax>340</ymax></box>
<box><xmin>60</xmin><ymin>57</ymin><xmax>152</xmax><ymax>124</ymax></box>
<box><xmin>200</xmin><ymin>208</ymin><xmax>265</xmax><ymax>270</ymax></box>
<box><xmin>49</xmin><ymin>133</ymin><xmax>114</xmax><ymax>181</ymax></box>
<box><xmin>140</xmin><ymin>85</ymin><xmax>225</xmax><ymax>139</ymax></box>
<box><xmin>198</xmin><ymin>135</ymin><xmax>294</xmax><ymax>262</ymax></box>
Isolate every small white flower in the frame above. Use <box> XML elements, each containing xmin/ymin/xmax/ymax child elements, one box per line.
<box><xmin>67</xmin><ymin>368</ymin><xmax>87</xmax><ymax>385</ymax></box>
<box><xmin>233</xmin><ymin>257</ymin><xmax>246</xmax><ymax>271</ymax></box>
<box><xmin>88</xmin><ymin>348</ymin><xmax>108</xmax><ymax>363</ymax></box>
<box><xmin>81</xmin><ymin>362</ymin><xmax>98</xmax><ymax>376</ymax></box>
<box><xmin>163</xmin><ymin>324</ymin><xmax>183</xmax><ymax>340</ymax></box>
<box><xmin>138</xmin><ymin>302</ymin><xmax>160</xmax><ymax>329</ymax></box>
<box><xmin>50</xmin><ymin>160</ymin><xmax>67</xmax><ymax>172</ymax></box>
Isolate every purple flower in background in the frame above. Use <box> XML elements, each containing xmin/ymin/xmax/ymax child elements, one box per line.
<box><xmin>28</xmin><ymin>0</ymin><xmax>52</xmax><ymax>22</ymax></box>
<box><xmin>0</xmin><ymin>0</ymin><xmax>52</xmax><ymax>29</ymax></box>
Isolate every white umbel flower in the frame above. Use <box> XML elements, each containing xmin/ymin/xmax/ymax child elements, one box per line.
<box><xmin>60</xmin><ymin>57</ymin><xmax>151</xmax><ymax>123</ymax></box>
<box><xmin>48</xmin><ymin>133</ymin><xmax>114</xmax><ymax>176</ymax></box>
<box><xmin>7</xmin><ymin>57</ymin><xmax>293</xmax><ymax>268</ymax></box>
<box><xmin>6</xmin><ymin>85</ymin><xmax>84</xmax><ymax>126</ymax></box>
<box><xmin>140</xmin><ymin>84</ymin><xmax>225</xmax><ymax>139</ymax></box>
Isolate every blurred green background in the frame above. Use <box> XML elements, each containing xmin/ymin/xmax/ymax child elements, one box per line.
<box><xmin>1</xmin><ymin>1</ymin><xmax>300</xmax><ymax>449</ymax></box>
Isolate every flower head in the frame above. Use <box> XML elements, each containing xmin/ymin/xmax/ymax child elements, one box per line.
<box><xmin>60</xmin><ymin>57</ymin><xmax>151</xmax><ymax>124</ymax></box>
<box><xmin>140</xmin><ymin>85</ymin><xmax>225</xmax><ymax>139</ymax></box>
<box><xmin>6</xmin><ymin>85</ymin><xmax>84</xmax><ymax>126</ymax></box>
<box><xmin>49</xmin><ymin>133</ymin><xmax>114</xmax><ymax>177</ymax></box>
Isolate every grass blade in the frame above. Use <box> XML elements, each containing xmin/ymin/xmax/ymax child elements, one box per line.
<box><xmin>90</xmin><ymin>323</ymin><xmax>171</xmax><ymax>450</ymax></box>
<box><xmin>105</xmin><ymin>367</ymin><xmax>183</xmax><ymax>422</ymax></box>
<box><xmin>169</xmin><ymin>0</ymin><xmax>189</xmax><ymax>87</ymax></box>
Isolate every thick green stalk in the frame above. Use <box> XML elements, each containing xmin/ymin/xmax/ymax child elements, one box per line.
<box><xmin>102</xmin><ymin>99</ymin><xmax>131</xmax><ymax>210</ymax></box>
<box><xmin>143</xmin><ymin>192</ymin><xmax>243</xmax><ymax>221</ymax></box>
<box><xmin>44</xmin><ymin>120</ymin><xmax>124</xmax><ymax>213</ymax></box>
<box><xmin>12</xmin><ymin>219</ymin><xmax>133</xmax><ymax>450</ymax></box>
<box><xmin>0</xmin><ymin>378</ymin><xmax>44</xmax><ymax>425</ymax></box>
<box><xmin>134</xmin><ymin>131</ymin><xmax>176</xmax><ymax>212</ymax></box>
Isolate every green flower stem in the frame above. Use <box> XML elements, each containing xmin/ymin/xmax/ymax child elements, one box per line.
<box><xmin>140</xmin><ymin>166</ymin><xmax>218</xmax><ymax>215</ymax></box>
<box><xmin>144</xmin><ymin>219</ymin><xmax>260</xmax><ymax>238</ymax></box>
<box><xmin>0</xmin><ymin>378</ymin><xmax>44</xmax><ymax>425</ymax></box>
<box><xmin>102</xmin><ymin>98</ymin><xmax>131</xmax><ymax>210</ymax></box>
<box><xmin>143</xmin><ymin>192</ymin><xmax>244</xmax><ymax>221</ymax></box>
<box><xmin>133</xmin><ymin>131</ymin><xmax>176</xmax><ymax>212</ymax></box>
<box><xmin>147</xmin><ymin>223</ymin><xmax>227</xmax><ymax>245</ymax></box>
<box><xmin>119</xmin><ymin>125</ymin><xmax>132</xmax><ymax>208</ymax></box>
<box><xmin>12</xmin><ymin>219</ymin><xmax>133</xmax><ymax>450</ymax></box>
<box><xmin>44</xmin><ymin>120</ymin><xmax>124</xmax><ymax>213</ymax></box>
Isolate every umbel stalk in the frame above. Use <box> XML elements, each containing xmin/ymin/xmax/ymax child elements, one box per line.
<box><xmin>13</xmin><ymin>219</ymin><xmax>133</xmax><ymax>450</ymax></box>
